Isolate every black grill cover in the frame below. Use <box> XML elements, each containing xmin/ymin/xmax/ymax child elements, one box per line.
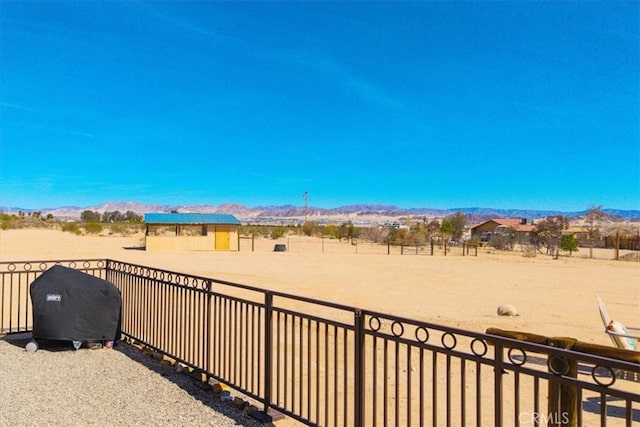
<box><xmin>30</xmin><ymin>265</ymin><xmax>121</xmax><ymax>342</ymax></box>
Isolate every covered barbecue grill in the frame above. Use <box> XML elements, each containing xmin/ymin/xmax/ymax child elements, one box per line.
<box><xmin>29</xmin><ymin>265</ymin><xmax>121</xmax><ymax>351</ymax></box>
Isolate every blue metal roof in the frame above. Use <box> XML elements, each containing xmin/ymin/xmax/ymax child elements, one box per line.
<box><xmin>144</xmin><ymin>213</ymin><xmax>240</xmax><ymax>225</ymax></box>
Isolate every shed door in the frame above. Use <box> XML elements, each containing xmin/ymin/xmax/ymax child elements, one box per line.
<box><xmin>215</xmin><ymin>226</ymin><xmax>230</xmax><ymax>250</ymax></box>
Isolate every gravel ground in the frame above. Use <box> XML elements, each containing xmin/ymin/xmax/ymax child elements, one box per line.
<box><xmin>0</xmin><ymin>334</ymin><xmax>265</xmax><ymax>427</ymax></box>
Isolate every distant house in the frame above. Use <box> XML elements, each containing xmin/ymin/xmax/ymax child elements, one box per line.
<box><xmin>144</xmin><ymin>213</ymin><xmax>240</xmax><ymax>251</ymax></box>
<box><xmin>469</xmin><ymin>218</ymin><xmax>535</xmax><ymax>242</ymax></box>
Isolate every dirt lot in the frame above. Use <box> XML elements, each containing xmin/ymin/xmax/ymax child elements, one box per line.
<box><xmin>1</xmin><ymin>229</ymin><xmax>638</xmax><ymax>344</ymax></box>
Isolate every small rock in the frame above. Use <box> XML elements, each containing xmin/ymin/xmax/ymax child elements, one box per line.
<box><xmin>211</xmin><ymin>382</ymin><xmax>227</xmax><ymax>393</ymax></box>
<box><xmin>497</xmin><ymin>304</ymin><xmax>518</xmax><ymax>316</ymax></box>
<box><xmin>250</xmin><ymin>410</ymin><xmax>273</xmax><ymax>424</ymax></box>
<box><xmin>190</xmin><ymin>370</ymin><xmax>204</xmax><ymax>381</ymax></box>
<box><xmin>243</xmin><ymin>404</ymin><xmax>258</xmax><ymax>415</ymax></box>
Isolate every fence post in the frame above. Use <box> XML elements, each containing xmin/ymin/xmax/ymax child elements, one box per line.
<box><xmin>263</xmin><ymin>292</ymin><xmax>274</xmax><ymax>413</ymax></box>
<box><xmin>354</xmin><ymin>309</ymin><xmax>365</xmax><ymax>427</ymax></box>
<box><xmin>547</xmin><ymin>338</ymin><xmax>578</xmax><ymax>427</ymax></box>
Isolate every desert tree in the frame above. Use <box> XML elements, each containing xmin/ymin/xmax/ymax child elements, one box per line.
<box><xmin>560</xmin><ymin>234</ymin><xmax>579</xmax><ymax>256</ymax></box>
<box><xmin>440</xmin><ymin>218</ymin><xmax>453</xmax><ymax>254</ymax></box>
<box><xmin>339</xmin><ymin>221</ymin><xmax>359</xmax><ymax>242</ymax></box>
<box><xmin>124</xmin><ymin>210</ymin><xmax>143</xmax><ymax>223</ymax></box>
<box><xmin>446</xmin><ymin>211</ymin><xmax>467</xmax><ymax>241</ymax></box>
<box><xmin>585</xmin><ymin>205</ymin><xmax>605</xmax><ymax>258</ymax></box>
<box><xmin>533</xmin><ymin>215</ymin><xmax>569</xmax><ymax>259</ymax></box>
<box><xmin>80</xmin><ymin>210</ymin><xmax>101</xmax><ymax>222</ymax></box>
<box><xmin>387</xmin><ymin>227</ymin><xmax>410</xmax><ymax>245</ymax></box>
<box><xmin>408</xmin><ymin>221</ymin><xmax>430</xmax><ymax>243</ymax></box>
<box><xmin>426</xmin><ymin>219</ymin><xmax>441</xmax><ymax>240</ymax></box>
<box><xmin>102</xmin><ymin>210</ymin><xmax>126</xmax><ymax>222</ymax></box>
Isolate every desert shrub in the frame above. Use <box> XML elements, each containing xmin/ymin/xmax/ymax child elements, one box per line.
<box><xmin>489</xmin><ymin>233</ymin><xmax>512</xmax><ymax>250</ymax></box>
<box><xmin>467</xmin><ymin>237</ymin><xmax>480</xmax><ymax>246</ymax></box>
<box><xmin>270</xmin><ymin>227</ymin><xmax>286</xmax><ymax>239</ymax></box>
<box><xmin>84</xmin><ymin>222</ymin><xmax>103</xmax><ymax>234</ymax></box>
<box><xmin>359</xmin><ymin>226</ymin><xmax>390</xmax><ymax>244</ymax></box>
<box><xmin>61</xmin><ymin>221</ymin><xmax>81</xmax><ymax>235</ymax></box>
<box><xmin>320</xmin><ymin>224</ymin><xmax>339</xmax><ymax>239</ymax></box>
<box><xmin>619</xmin><ymin>253</ymin><xmax>640</xmax><ymax>262</ymax></box>
<box><xmin>522</xmin><ymin>250</ymin><xmax>537</xmax><ymax>258</ymax></box>
<box><xmin>301</xmin><ymin>221</ymin><xmax>318</xmax><ymax>236</ymax></box>
<box><xmin>108</xmin><ymin>223</ymin><xmax>127</xmax><ymax>235</ymax></box>
<box><xmin>1</xmin><ymin>214</ymin><xmax>15</xmax><ymax>230</ymax></box>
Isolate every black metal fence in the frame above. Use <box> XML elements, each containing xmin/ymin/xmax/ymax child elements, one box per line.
<box><xmin>1</xmin><ymin>259</ymin><xmax>638</xmax><ymax>426</ymax></box>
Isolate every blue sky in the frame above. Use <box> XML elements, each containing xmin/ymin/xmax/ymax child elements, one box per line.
<box><xmin>1</xmin><ymin>1</ymin><xmax>638</xmax><ymax>211</ymax></box>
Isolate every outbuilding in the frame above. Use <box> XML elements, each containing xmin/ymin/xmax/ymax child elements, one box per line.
<box><xmin>144</xmin><ymin>213</ymin><xmax>241</xmax><ymax>251</ymax></box>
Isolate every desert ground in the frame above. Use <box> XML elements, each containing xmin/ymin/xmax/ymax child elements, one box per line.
<box><xmin>1</xmin><ymin>228</ymin><xmax>638</xmax><ymax>346</ymax></box>
<box><xmin>1</xmin><ymin>229</ymin><xmax>639</xmax><ymax>426</ymax></box>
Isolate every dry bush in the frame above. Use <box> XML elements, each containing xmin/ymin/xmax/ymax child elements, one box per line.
<box><xmin>618</xmin><ymin>252</ymin><xmax>640</xmax><ymax>262</ymax></box>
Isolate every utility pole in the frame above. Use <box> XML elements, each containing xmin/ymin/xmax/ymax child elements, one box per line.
<box><xmin>303</xmin><ymin>191</ymin><xmax>308</xmax><ymax>224</ymax></box>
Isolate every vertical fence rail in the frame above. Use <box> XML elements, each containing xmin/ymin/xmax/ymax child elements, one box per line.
<box><xmin>494</xmin><ymin>341</ymin><xmax>504</xmax><ymax>427</ymax></box>
<box><xmin>354</xmin><ymin>309</ymin><xmax>365</xmax><ymax>427</ymax></box>
<box><xmin>2</xmin><ymin>259</ymin><xmax>639</xmax><ymax>427</ymax></box>
<box><xmin>264</xmin><ymin>292</ymin><xmax>273</xmax><ymax>412</ymax></box>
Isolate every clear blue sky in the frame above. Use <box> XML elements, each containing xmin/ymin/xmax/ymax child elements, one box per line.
<box><xmin>1</xmin><ymin>1</ymin><xmax>638</xmax><ymax>211</ymax></box>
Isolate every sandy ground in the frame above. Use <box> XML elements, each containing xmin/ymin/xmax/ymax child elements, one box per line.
<box><xmin>1</xmin><ymin>229</ymin><xmax>638</xmax><ymax>426</ymax></box>
<box><xmin>1</xmin><ymin>228</ymin><xmax>638</xmax><ymax>345</ymax></box>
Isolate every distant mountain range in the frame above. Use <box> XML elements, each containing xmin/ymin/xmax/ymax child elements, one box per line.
<box><xmin>1</xmin><ymin>201</ymin><xmax>639</xmax><ymax>221</ymax></box>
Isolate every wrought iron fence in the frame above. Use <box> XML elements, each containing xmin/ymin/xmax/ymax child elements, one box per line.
<box><xmin>1</xmin><ymin>259</ymin><xmax>638</xmax><ymax>426</ymax></box>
